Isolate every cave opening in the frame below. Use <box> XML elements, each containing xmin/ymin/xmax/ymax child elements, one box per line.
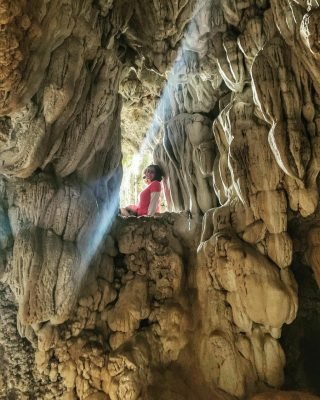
<box><xmin>117</xmin><ymin>0</ymin><xmax>225</xmax><ymax>217</ymax></box>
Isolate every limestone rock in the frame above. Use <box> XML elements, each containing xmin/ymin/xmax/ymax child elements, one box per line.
<box><xmin>0</xmin><ymin>0</ymin><xmax>320</xmax><ymax>399</ymax></box>
<box><xmin>9</xmin><ymin>226</ymin><xmax>81</xmax><ymax>325</ymax></box>
<box><xmin>106</xmin><ymin>276</ymin><xmax>150</xmax><ymax>333</ymax></box>
<box><xmin>306</xmin><ymin>226</ymin><xmax>320</xmax><ymax>286</ymax></box>
<box><xmin>249</xmin><ymin>392</ymin><xmax>320</xmax><ymax>400</ymax></box>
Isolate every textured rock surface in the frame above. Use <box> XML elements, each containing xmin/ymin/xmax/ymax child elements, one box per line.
<box><xmin>0</xmin><ymin>0</ymin><xmax>320</xmax><ymax>399</ymax></box>
<box><xmin>0</xmin><ymin>284</ymin><xmax>63</xmax><ymax>399</ymax></box>
<box><xmin>249</xmin><ymin>392</ymin><xmax>320</xmax><ymax>400</ymax></box>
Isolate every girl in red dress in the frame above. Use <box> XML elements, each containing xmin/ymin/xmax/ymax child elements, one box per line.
<box><xmin>121</xmin><ymin>164</ymin><xmax>163</xmax><ymax>216</ymax></box>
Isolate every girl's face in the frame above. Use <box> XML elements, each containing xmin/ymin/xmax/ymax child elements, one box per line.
<box><xmin>143</xmin><ymin>166</ymin><xmax>156</xmax><ymax>183</ymax></box>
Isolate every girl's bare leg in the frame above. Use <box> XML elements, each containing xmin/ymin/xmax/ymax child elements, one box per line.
<box><xmin>120</xmin><ymin>207</ymin><xmax>130</xmax><ymax>216</ymax></box>
<box><xmin>120</xmin><ymin>207</ymin><xmax>138</xmax><ymax>216</ymax></box>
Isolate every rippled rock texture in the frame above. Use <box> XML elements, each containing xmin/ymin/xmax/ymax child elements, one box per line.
<box><xmin>0</xmin><ymin>0</ymin><xmax>320</xmax><ymax>399</ymax></box>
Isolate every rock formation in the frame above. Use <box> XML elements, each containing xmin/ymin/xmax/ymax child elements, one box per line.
<box><xmin>0</xmin><ymin>0</ymin><xmax>320</xmax><ymax>399</ymax></box>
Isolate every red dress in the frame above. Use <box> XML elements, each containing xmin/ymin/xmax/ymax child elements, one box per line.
<box><xmin>129</xmin><ymin>180</ymin><xmax>161</xmax><ymax>216</ymax></box>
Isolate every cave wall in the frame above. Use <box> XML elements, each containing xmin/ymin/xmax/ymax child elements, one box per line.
<box><xmin>0</xmin><ymin>0</ymin><xmax>320</xmax><ymax>399</ymax></box>
<box><xmin>152</xmin><ymin>0</ymin><xmax>320</xmax><ymax>395</ymax></box>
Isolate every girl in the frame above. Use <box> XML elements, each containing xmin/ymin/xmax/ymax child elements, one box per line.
<box><xmin>121</xmin><ymin>164</ymin><xmax>163</xmax><ymax>216</ymax></box>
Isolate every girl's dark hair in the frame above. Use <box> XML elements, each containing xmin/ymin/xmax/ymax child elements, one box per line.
<box><xmin>145</xmin><ymin>164</ymin><xmax>164</xmax><ymax>182</ymax></box>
